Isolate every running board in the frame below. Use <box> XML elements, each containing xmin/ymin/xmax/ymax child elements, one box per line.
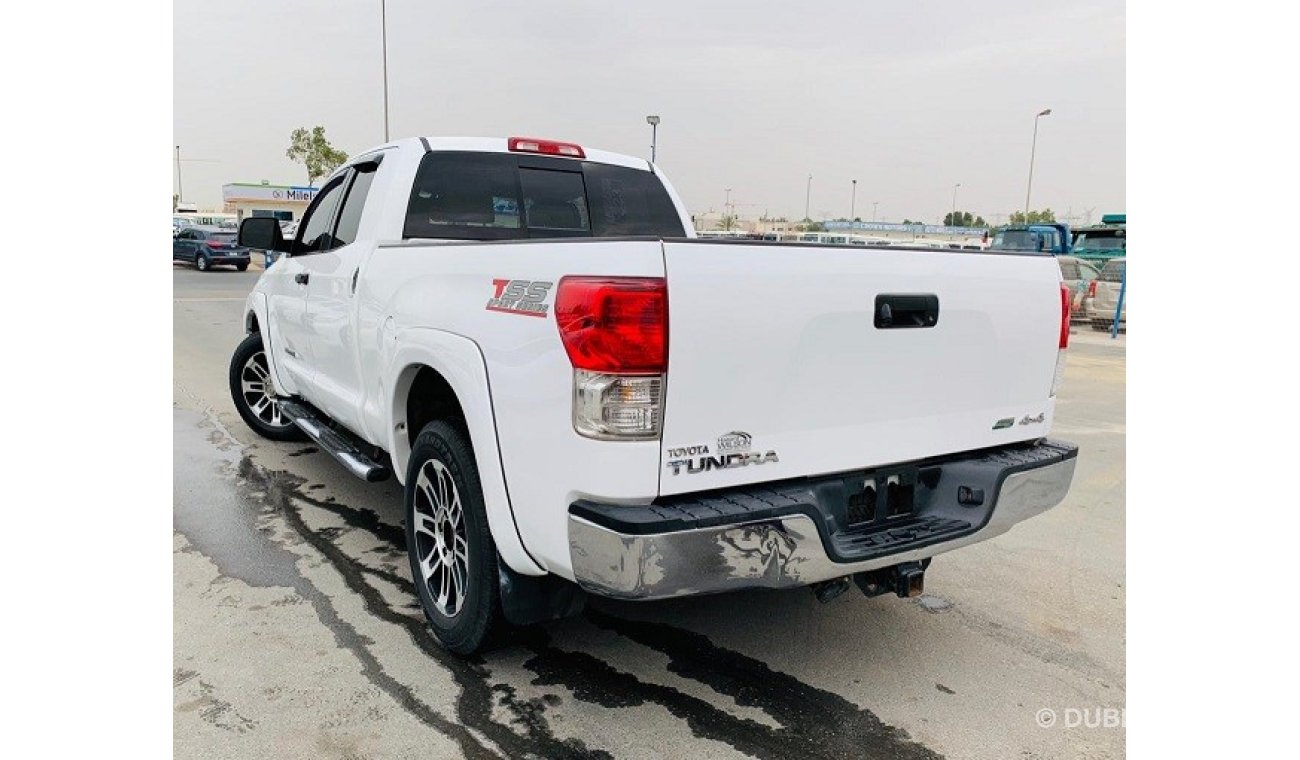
<box><xmin>277</xmin><ymin>398</ymin><xmax>391</xmax><ymax>482</ymax></box>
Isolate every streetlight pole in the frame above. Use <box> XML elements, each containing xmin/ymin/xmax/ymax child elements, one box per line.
<box><xmin>951</xmin><ymin>182</ymin><xmax>961</xmax><ymax>226</ymax></box>
<box><xmin>646</xmin><ymin>115</ymin><xmax>660</xmax><ymax>163</ymax></box>
<box><xmin>381</xmin><ymin>0</ymin><xmax>390</xmax><ymax>142</ymax></box>
<box><xmin>175</xmin><ymin>145</ymin><xmax>183</xmax><ymax>204</ymax></box>
<box><xmin>1025</xmin><ymin>108</ymin><xmax>1051</xmax><ymax>216</ymax></box>
<box><xmin>724</xmin><ymin>187</ymin><xmax>732</xmax><ymax>230</ymax></box>
<box><xmin>805</xmin><ymin>174</ymin><xmax>812</xmax><ymax>221</ymax></box>
<box><xmin>851</xmin><ymin>179</ymin><xmax>857</xmax><ymax>221</ymax></box>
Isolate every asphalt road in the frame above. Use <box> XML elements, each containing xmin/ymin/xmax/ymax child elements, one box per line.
<box><xmin>173</xmin><ymin>265</ymin><xmax>1126</xmax><ymax>759</ymax></box>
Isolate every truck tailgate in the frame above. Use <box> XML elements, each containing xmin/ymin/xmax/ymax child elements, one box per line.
<box><xmin>658</xmin><ymin>241</ymin><xmax>1063</xmax><ymax>495</ymax></box>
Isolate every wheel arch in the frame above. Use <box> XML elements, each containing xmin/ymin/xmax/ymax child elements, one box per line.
<box><xmin>386</xmin><ymin>331</ymin><xmax>545</xmax><ymax>577</ymax></box>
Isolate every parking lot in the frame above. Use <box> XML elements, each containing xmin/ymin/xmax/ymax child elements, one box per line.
<box><xmin>174</xmin><ymin>266</ymin><xmax>1125</xmax><ymax>759</ymax></box>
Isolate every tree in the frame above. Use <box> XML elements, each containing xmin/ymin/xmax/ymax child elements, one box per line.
<box><xmin>799</xmin><ymin>219</ymin><xmax>826</xmax><ymax>232</ymax></box>
<box><xmin>943</xmin><ymin>211</ymin><xmax>989</xmax><ymax>228</ymax></box>
<box><xmin>1008</xmin><ymin>208</ymin><xmax>1056</xmax><ymax>225</ymax></box>
<box><xmin>286</xmin><ymin>126</ymin><xmax>349</xmax><ymax>187</ymax></box>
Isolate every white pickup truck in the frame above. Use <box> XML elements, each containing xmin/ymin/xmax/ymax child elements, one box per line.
<box><xmin>230</xmin><ymin>136</ymin><xmax>1077</xmax><ymax>654</ymax></box>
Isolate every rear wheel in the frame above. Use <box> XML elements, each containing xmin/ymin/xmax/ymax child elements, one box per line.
<box><xmin>236</xmin><ymin>263</ymin><xmax>249</xmax><ymax>272</ymax></box>
<box><xmin>405</xmin><ymin>421</ymin><xmax>503</xmax><ymax>655</ymax></box>
<box><xmin>227</xmin><ymin>332</ymin><xmax>305</xmax><ymax>441</ymax></box>
<box><xmin>197</xmin><ymin>254</ymin><xmax>211</xmax><ymax>272</ymax></box>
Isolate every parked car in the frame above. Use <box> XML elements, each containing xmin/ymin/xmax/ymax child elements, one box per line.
<box><xmin>173</xmin><ymin>226</ymin><xmax>251</xmax><ymax>272</ymax></box>
<box><xmin>1084</xmin><ymin>257</ymin><xmax>1126</xmax><ymax>330</ymax></box>
<box><xmin>1057</xmin><ymin>255</ymin><xmax>1102</xmax><ymax>322</ymax></box>
<box><xmin>229</xmin><ymin>135</ymin><xmax>1077</xmax><ymax>655</ymax></box>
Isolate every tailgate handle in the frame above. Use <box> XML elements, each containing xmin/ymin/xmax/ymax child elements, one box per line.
<box><xmin>875</xmin><ymin>294</ymin><xmax>939</xmax><ymax>328</ymax></box>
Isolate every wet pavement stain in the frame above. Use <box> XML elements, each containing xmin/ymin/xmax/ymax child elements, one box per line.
<box><xmin>175</xmin><ymin>407</ymin><xmax>944</xmax><ymax>759</ymax></box>
<box><xmin>235</xmin><ymin>456</ymin><xmax>609</xmax><ymax>760</ymax></box>
<box><xmin>580</xmin><ymin>610</ymin><xmax>941</xmax><ymax>760</ymax></box>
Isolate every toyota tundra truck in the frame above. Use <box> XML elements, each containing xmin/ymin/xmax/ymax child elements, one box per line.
<box><xmin>229</xmin><ymin>135</ymin><xmax>1078</xmax><ymax>654</ymax></box>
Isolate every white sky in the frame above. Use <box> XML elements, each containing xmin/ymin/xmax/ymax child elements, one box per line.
<box><xmin>174</xmin><ymin>0</ymin><xmax>1124</xmax><ymax>225</ymax></box>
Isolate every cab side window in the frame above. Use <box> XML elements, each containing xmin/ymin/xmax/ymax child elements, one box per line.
<box><xmin>332</xmin><ymin>163</ymin><xmax>379</xmax><ymax>248</ymax></box>
<box><xmin>294</xmin><ymin>177</ymin><xmax>347</xmax><ymax>255</ymax></box>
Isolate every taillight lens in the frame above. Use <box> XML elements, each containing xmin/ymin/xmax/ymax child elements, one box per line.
<box><xmin>207</xmin><ymin>240</ymin><xmax>225</xmax><ymax>248</ymax></box>
<box><xmin>1059</xmin><ymin>283</ymin><xmax>1070</xmax><ymax>349</ymax></box>
<box><xmin>555</xmin><ymin>277</ymin><xmax>666</xmax><ymax>373</ymax></box>
<box><xmin>1051</xmin><ymin>283</ymin><xmax>1069</xmax><ymax>397</ymax></box>
<box><xmin>1087</xmin><ymin>280</ymin><xmax>1098</xmax><ymax>298</ymax></box>
<box><xmin>556</xmin><ymin>277</ymin><xmax>667</xmax><ymax>439</ymax></box>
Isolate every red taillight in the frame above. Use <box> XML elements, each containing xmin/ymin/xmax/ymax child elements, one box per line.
<box><xmin>555</xmin><ymin>277</ymin><xmax>667</xmax><ymax>373</ymax></box>
<box><xmin>1059</xmin><ymin>283</ymin><xmax>1071</xmax><ymax>349</ymax></box>
<box><xmin>508</xmin><ymin>136</ymin><xmax>586</xmax><ymax>159</ymax></box>
<box><xmin>1087</xmin><ymin>280</ymin><xmax>1098</xmax><ymax>298</ymax></box>
<box><xmin>207</xmin><ymin>240</ymin><xmax>225</xmax><ymax>248</ymax></box>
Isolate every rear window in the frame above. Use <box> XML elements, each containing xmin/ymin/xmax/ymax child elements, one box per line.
<box><xmin>211</xmin><ymin>232</ymin><xmax>237</xmax><ymax>243</ymax></box>
<box><xmin>403</xmin><ymin>152</ymin><xmax>685</xmax><ymax>240</ymax></box>
<box><xmin>1099</xmin><ymin>260</ymin><xmax>1126</xmax><ymax>282</ymax></box>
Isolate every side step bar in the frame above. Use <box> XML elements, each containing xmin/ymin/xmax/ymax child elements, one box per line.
<box><xmin>276</xmin><ymin>398</ymin><xmax>391</xmax><ymax>482</ymax></box>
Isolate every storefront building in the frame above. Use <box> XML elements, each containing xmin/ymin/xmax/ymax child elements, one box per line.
<box><xmin>221</xmin><ymin>183</ymin><xmax>319</xmax><ymax>222</ymax></box>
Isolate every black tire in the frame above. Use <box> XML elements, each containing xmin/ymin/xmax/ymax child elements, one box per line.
<box><xmin>405</xmin><ymin>421</ymin><xmax>503</xmax><ymax>655</ymax></box>
<box><xmin>236</xmin><ymin>263</ymin><xmax>249</xmax><ymax>272</ymax></box>
<box><xmin>228</xmin><ymin>332</ymin><xmax>306</xmax><ymax>441</ymax></box>
<box><xmin>197</xmin><ymin>253</ymin><xmax>211</xmax><ymax>272</ymax></box>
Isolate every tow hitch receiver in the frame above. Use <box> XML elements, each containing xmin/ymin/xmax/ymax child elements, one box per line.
<box><xmin>853</xmin><ymin>561</ymin><xmax>927</xmax><ymax>598</ymax></box>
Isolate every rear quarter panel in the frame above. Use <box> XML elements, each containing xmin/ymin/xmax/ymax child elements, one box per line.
<box><xmin>356</xmin><ymin>239</ymin><xmax>667</xmax><ymax>578</ymax></box>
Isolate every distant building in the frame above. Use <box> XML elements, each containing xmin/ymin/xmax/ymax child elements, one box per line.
<box><xmin>222</xmin><ymin>182</ymin><xmax>319</xmax><ymax>222</ymax></box>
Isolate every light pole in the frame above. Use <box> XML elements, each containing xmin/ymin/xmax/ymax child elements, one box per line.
<box><xmin>951</xmin><ymin>183</ymin><xmax>961</xmax><ymax>226</ymax></box>
<box><xmin>1025</xmin><ymin>108</ymin><xmax>1051</xmax><ymax>216</ymax></box>
<box><xmin>851</xmin><ymin>179</ymin><xmax>857</xmax><ymax>221</ymax></box>
<box><xmin>381</xmin><ymin>0</ymin><xmax>390</xmax><ymax>141</ymax></box>
<box><xmin>724</xmin><ymin>187</ymin><xmax>732</xmax><ymax>230</ymax></box>
<box><xmin>175</xmin><ymin>145</ymin><xmax>183</xmax><ymax>205</ymax></box>
<box><xmin>646</xmin><ymin>115</ymin><xmax>660</xmax><ymax>163</ymax></box>
<box><xmin>805</xmin><ymin>174</ymin><xmax>812</xmax><ymax>221</ymax></box>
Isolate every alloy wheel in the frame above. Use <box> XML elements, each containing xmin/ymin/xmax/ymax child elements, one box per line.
<box><xmin>413</xmin><ymin>459</ymin><xmax>470</xmax><ymax>618</ymax></box>
<box><xmin>239</xmin><ymin>351</ymin><xmax>289</xmax><ymax>428</ymax></box>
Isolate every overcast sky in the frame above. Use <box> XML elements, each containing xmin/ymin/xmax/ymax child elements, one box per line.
<box><xmin>174</xmin><ymin>0</ymin><xmax>1124</xmax><ymax>225</ymax></box>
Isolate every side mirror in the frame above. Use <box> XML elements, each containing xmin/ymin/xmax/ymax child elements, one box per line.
<box><xmin>238</xmin><ymin>217</ymin><xmax>290</xmax><ymax>252</ymax></box>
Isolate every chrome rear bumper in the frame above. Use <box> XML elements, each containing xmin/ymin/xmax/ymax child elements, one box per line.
<box><xmin>568</xmin><ymin>444</ymin><xmax>1076</xmax><ymax>601</ymax></box>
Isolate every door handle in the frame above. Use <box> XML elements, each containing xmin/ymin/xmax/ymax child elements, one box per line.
<box><xmin>294</xmin><ymin>272</ymin><xmax>310</xmax><ymax>285</ymax></box>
